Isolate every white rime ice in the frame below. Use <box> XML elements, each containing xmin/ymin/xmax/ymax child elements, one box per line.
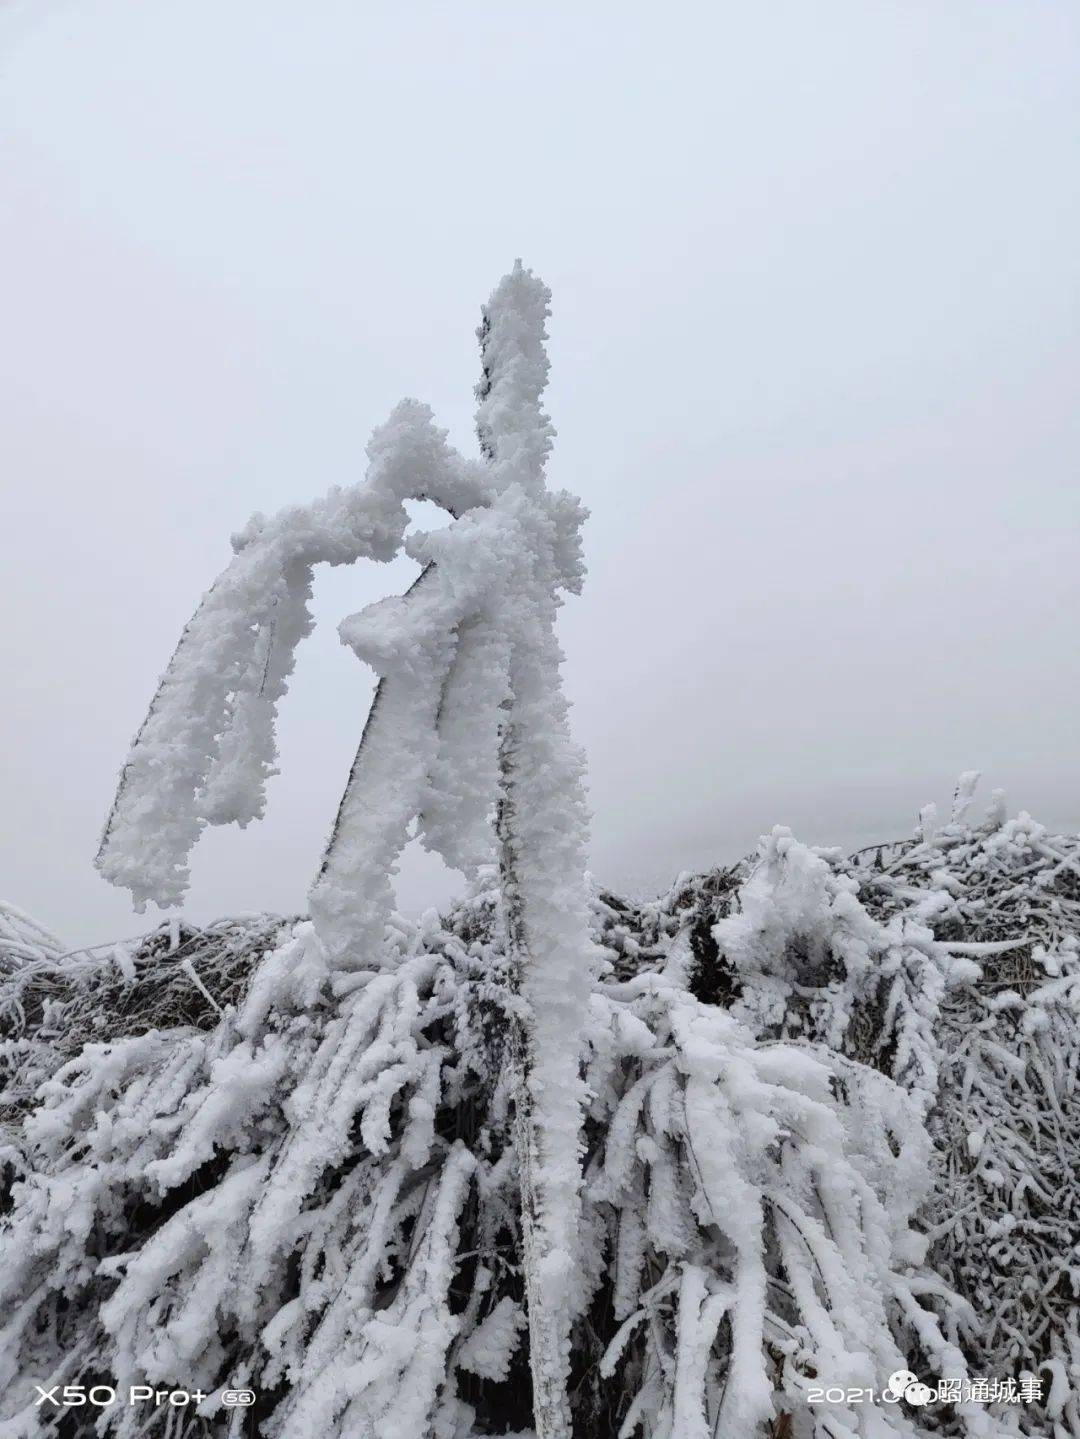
<box><xmin>310</xmin><ymin>264</ymin><xmax>596</xmax><ymax>1437</ymax></box>
<box><xmin>89</xmin><ymin>264</ymin><xmax>597</xmax><ymax>1437</ymax></box>
<box><xmin>96</xmin><ymin>400</ymin><xmax>486</xmax><ymax>910</ymax></box>
<box><xmin>0</xmin><ymin>901</ymin><xmax>64</xmax><ymax>966</ymax></box>
<box><xmin>10</xmin><ymin>259</ymin><xmax>1072</xmax><ymax>1436</ymax></box>
<box><xmin>5</xmin><ymin>782</ymin><xmax>1077</xmax><ymax>1435</ymax></box>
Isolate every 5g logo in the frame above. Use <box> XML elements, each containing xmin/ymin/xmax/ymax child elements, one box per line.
<box><xmin>222</xmin><ymin>1389</ymin><xmax>256</xmax><ymax>1407</ymax></box>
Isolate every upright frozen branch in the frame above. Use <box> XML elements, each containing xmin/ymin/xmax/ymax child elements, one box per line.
<box><xmin>475</xmin><ymin>264</ymin><xmax>596</xmax><ymax>1438</ymax></box>
<box><xmin>312</xmin><ymin>264</ymin><xmax>595</xmax><ymax>1433</ymax></box>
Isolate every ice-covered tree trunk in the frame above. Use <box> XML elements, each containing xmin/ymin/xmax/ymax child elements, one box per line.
<box><xmin>477</xmin><ymin>268</ymin><xmax>595</xmax><ymax>1439</ymax></box>
<box><xmin>310</xmin><ymin>265</ymin><xmax>596</xmax><ymax>1436</ymax></box>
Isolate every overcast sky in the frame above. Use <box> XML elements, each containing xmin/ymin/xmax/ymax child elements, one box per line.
<box><xmin>2</xmin><ymin>0</ymin><xmax>1078</xmax><ymax>947</ymax></box>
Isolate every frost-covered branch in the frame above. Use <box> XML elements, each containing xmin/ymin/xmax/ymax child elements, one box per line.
<box><xmin>96</xmin><ymin>400</ymin><xmax>486</xmax><ymax>910</ymax></box>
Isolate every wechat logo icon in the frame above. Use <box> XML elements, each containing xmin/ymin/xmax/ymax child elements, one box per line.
<box><xmin>886</xmin><ymin>1370</ymin><xmax>935</xmax><ymax>1406</ymax></box>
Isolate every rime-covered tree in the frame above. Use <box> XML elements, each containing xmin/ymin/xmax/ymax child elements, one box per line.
<box><xmin>0</xmin><ymin>270</ymin><xmax>1022</xmax><ymax>1439</ymax></box>
<box><xmin>94</xmin><ymin>262</ymin><xmax>595</xmax><ymax>1438</ymax></box>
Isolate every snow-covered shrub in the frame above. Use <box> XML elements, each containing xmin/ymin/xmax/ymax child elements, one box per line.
<box><xmin>0</xmin><ymin>881</ymin><xmax>983</xmax><ymax>1439</ymax></box>
<box><xmin>578</xmin><ymin>967</ymin><xmax>968</xmax><ymax>1439</ymax></box>
<box><xmin>16</xmin><ymin>777</ymin><xmax>1078</xmax><ymax>1438</ymax></box>
<box><xmin>7</xmin><ymin>785</ymin><xmax>1077</xmax><ymax>1435</ymax></box>
<box><xmin>6</xmin><ymin>245</ymin><xmax>1073</xmax><ymax>1437</ymax></box>
<box><xmin>0</xmin><ymin>902</ymin><xmax>64</xmax><ymax>967</ymax></box>
<box><xmin>0</xmin><ymin>915</ymin><xmax>289</xmax><ymax>1125</ymax></box>
<box><xmin>846</xmin><ymin>785</ymin><xmax>1080</xmax><ymax>1436</ymax></box>
<box><xmin>657</xmin><ymin>777</ymin><xmax>1080</xmax><ymax>1436</ymax></box>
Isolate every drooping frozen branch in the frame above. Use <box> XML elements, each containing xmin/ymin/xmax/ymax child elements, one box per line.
<box><xmin>96</xmin><ymin>400</ymin><xmax>486</xmax><ymax>910</ymax></box>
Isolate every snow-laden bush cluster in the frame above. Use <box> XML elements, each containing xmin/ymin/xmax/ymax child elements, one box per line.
<box><xmin>4</xmin><ymin>786</ymin><xmax>1078</xmax><ymax>1437</ymax></box>
<box><xmin>0</xmin><ymin>879</ymin><xmax>965</xmax><ymax>1437</ymax></box>
<box><xmin>4</xmin><ymin>267</ymin><xmax>1076</xmax><ymax>1438</ymax></box>
<box><xmin>646</xmin><ymin>778</ymin><xmax>1080</xmax><ymax>1436</ymax></box>
<box><xmin>848</xmin><ymin>786</ymin><xmax>1080</xmax><ymax>1431</ymax></box>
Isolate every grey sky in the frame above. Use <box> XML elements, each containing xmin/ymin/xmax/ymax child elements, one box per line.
<box><xmin>2</xmin><ymin>0</ymin><xmax>1078</xmax><ymax>946</ymax></box>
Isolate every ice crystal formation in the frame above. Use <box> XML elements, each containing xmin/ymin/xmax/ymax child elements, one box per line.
<box><xmin>1</xmin><ymin>267</ymin><xmax>1077</xmax><ymax>1438</ymax></box>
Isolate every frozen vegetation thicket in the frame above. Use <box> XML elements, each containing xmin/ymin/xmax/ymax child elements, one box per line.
<box><xmin>2</xmin><ymin>795</ymin><xmax>1079</xmax><ymax>1437</ymax></box>
<box><xmin>1</xmin><ymin>269</ymin><xmax>1077</xmax><ymax>1438</ymax></box>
